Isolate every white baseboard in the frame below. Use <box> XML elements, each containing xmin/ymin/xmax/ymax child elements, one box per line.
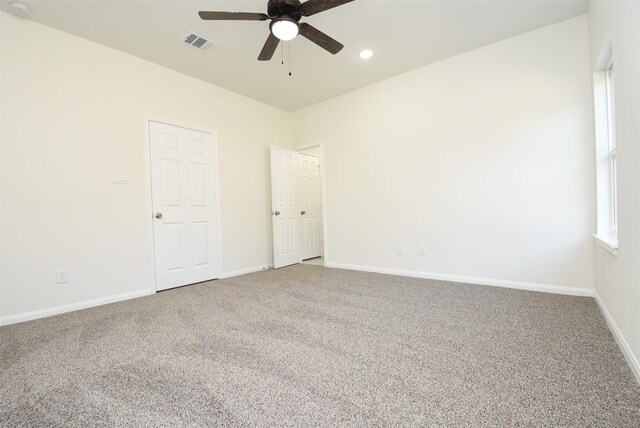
<box><xmin>594</xmin><ymin>292</ymin><xmax>640</xmax><ymax>385</ymax></box>
<box><xmin>219</xmin><ymin>264</ymin><xmax>272</xmax><ymax>279</ymax></box>
<box><xmin>0</xmin><ymin>265</ymin><xmax>273</xmax><ymax>326</ymax></box>
<box><xmin>325</xmin><ymin>262</ymin><xmax>595</xmax><ymax>297</ymax></box>
<box><xmin>0</xmin><ymin>289</ymin><xmax>153</xmax><ymax>327</ymax></box>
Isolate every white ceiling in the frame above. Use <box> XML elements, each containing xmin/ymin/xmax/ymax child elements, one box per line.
<box><xmin>1</xmin><ymin>0</ymin><xmax>589</xmax><ymax>111</ymax></box>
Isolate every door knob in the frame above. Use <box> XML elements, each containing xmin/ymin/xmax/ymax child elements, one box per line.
<box><xmin>155</xmin><ymin>212</ymin><xmax>163</xmax><ymax>219</ymax></box>
<box><xmin>273</xmin><ymin>211</ymin><xmax>280</xmax><ymax>216</ymax></box>
<box><xmin>301</xmin><ymin>210</ymin><xmax>306</xmax><ymax>215</ymax></box>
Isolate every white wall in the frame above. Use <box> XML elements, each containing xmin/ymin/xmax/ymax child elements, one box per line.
<box><xmin>292</xmin><ymin>17</ymin><xmax>594</xmax><ymax>292</ymax></box>
<box><xmin>0</xmin><ymin>12</ymin><xmax>291</xmax><ymax>319</ymax></box>
<box><xmin>588</xmin><ymin>0</ymin><xmax>640</xmax><ymax>380</ymax></box>
<box><xmin>299</xmin><ymin>146</ymin><xmax>322</xmax><ymax>157</ymax></box>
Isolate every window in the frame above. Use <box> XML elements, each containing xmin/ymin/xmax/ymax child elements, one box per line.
<box><xmin>593</xmin><ymin>59</ymin><xmax>618</xmax><ymax>255</ymax></box>
<box><xmin>605</xmin><ymin>64</ymin><xmax>617</xmax><ymax>235</ymax></box>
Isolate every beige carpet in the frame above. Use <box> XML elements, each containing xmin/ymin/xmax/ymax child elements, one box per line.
<box><xmin>1</xmin><ymin>264</ymin><xmax>639</xmax><ymax>426</ymax></box>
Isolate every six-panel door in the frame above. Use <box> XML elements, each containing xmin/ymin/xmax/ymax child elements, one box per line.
<box><xmin>149</xmin><ymin>121</ymin><xmax>220</xmax><ymax>291</ymax></box>
<box><xmin>270</xmin><ymin>146</ymin><xmax>300</xmax><ymax>268</ymax></box>
<box><xmin>298</xmin><ymin>153</ymin><xmax>322</xmax><ymax>260</ymax></box>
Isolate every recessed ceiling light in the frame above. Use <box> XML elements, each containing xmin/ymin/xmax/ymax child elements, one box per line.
<box><xmin>359</xmin><ymin>49</ymin><xmax>374</xmax><ymax>60</ymax></box>
<box><xmin>10</xmin><ymin>1</ymin><xmax>31</xmax><ymax>17</ymax></box>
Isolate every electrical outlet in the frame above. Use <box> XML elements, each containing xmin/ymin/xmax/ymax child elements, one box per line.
<box><xmin>256</xmin><ymin>245</ymin><xmax>261</xmax><ymax>254</ymax></box>
<box><xmin>418</xmin><ymin>245</ymin><xmax>427</xmax><ymax>256</ymax></box>
<box><xmin>56</xmin><ymin>269</ymin><xmax>68</xmax><ymax>284</ymax></box>
<box><xmin>395</xmin><ymin>245</ymin><xmax>404</xmax><ymax>255</ymax></box>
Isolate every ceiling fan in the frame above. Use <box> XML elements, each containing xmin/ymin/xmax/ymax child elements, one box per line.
<box><xmin>199</xmin><ymin>0</ymin><xmax>354</xmax><ymax>61</ymax></box>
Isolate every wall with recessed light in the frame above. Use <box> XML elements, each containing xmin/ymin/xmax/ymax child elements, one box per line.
<box><xmin>292</xmin><ymin>16</ymin><xmax>595</xmax><ymax>293</ymax></box>
<box><xmin>0</xmin><ymin>11</ymin><xmax>291</xmax><ymax>321</ymax></box>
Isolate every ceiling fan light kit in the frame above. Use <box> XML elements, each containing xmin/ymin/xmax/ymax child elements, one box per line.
<box><xmin>271</xmin><ymin>18</ymin><xmax>299</xmax><ymax>41</ymax></box>
<box><xmin>199</xmin><ymin>0</ymin><xmax>354</xmax><ymax>61</ymax></box>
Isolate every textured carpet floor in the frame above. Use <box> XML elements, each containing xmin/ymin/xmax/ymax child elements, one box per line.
<box><xmin>1</xmin><ymin>265</ymin><xmax>639</xmax><ymax>427</ymax></box>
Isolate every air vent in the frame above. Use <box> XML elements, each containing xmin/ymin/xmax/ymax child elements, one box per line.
<box><xmin>183</xmin><ymin>32</ymin><xmax>217</xmax><ymax>52</ymax></box>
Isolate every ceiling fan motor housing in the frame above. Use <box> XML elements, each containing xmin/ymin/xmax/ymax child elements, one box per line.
<box><xmin>268</xmin><ymin>0</ymin><xmax>303</xmax><ymax>21</ymax></box>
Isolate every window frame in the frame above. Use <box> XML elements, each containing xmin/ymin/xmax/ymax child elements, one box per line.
<box><xmin>604</xmin><ymin>63</ymin><xmax>617</xmax><ymax>236</ymax></box>
<box><xmin>593</xmin><ymin>57</ymin><xmax>618</xmax><ymax>255</ymax></box>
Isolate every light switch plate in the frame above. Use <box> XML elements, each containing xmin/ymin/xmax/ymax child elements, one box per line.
<box><xmin>112</xmin><ymin>170</ymin><xmax>131</xmax><ymax>185</ymax></box>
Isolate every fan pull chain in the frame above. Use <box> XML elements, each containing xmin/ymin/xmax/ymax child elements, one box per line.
<box><xmin>281</xmin><ymin>42</ymin><xmax>284</xmax><ymax>65</ymax></box>
<box><xmin>288</xmin><ymin>42</ymin><xmax>292</xmax><ymax>77</ymax></box>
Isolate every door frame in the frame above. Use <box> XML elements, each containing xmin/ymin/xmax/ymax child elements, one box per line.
<box><xmin>144</xmin><ymin>116</ymin><xmax>223</xmax><ymax>293</ymax></box>
<box><xmin>295</xmin><ymin>142</ymin><xmax>328</xmax><ymax>263</ymax></box>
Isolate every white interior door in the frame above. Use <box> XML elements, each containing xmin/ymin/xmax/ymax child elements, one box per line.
<box><xmin>149</xmin><ymin>121</ymin><xmax>220</xmax><ymax>291</ymax></box>
<box><xmin>270</xmin><ymin>145</ymin><xmax>300</xmax><ymax>268</ymax></box>
<box><xmin>298</xmin><ymin>153</ymin><xmax>323</xmax><ymax>260</ymax></box>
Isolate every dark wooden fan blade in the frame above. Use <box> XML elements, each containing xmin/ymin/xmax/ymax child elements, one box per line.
<box><xmin>258</xmin><ymin>33</ymin><xmax>280</xmax><ymax>61</ymax></box>
<box><xmin>299</xmin><ymin>23</ymin><xmax>343</xmax><ymax>54</ymax></box>
<box><xmin>299</xmin><ymin>0</ymin><xmax>354</xmax><ymax>17</ymax></box>
<box><xmin>199</xmin><ymin>11</ymin><xmax>269</xmax><ymax>21</ymax></box>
